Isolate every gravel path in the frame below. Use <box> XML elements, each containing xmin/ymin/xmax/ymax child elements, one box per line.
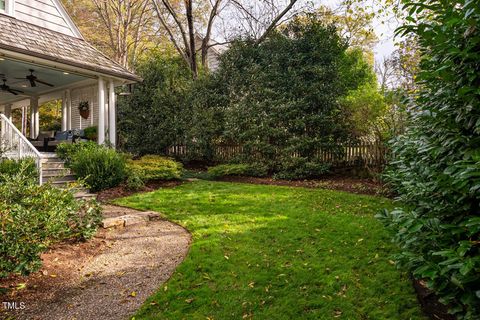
<box><xmin>3</xmin><ymin>205</ymin><xmax>191</xmax><ymax>320</ymax></box>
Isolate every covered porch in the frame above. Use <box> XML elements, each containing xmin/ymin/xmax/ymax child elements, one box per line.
<box><xmin>0</xmin><ymin>56</ymin><xmax>121</xmax><ymax>149</ymax></box>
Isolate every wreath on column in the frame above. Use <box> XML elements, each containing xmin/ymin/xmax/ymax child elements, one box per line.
<box><xmin>78</xmin><ymin>100</ymin><xmax>90</xmax><ymax>119</ymax></box>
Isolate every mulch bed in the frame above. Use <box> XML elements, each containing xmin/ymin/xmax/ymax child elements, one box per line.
<box><xmin>0</xmin><ymin>207</ymin><xmax>191</xmax><ymax>320</ymax></box>
<box><xmin>413</xmin><ymin>279</ymin><xmax>456</xmax><ymax>320</ymax></box>
<box><xmin>218</xmin><ymin>175</ymin><xmax>387</xmax><ymax>196</ymax></box>
<box><xmin>96</xmin><ymin>180</ymin><xmax>183</xmax><ymax>202</ymax></box>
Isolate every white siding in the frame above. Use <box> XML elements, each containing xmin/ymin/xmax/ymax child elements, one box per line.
<box><xmin>14</xmin><ymin>0</ymin><xmax>76</xmax><ymax>37</ymax></box>
<box><xmin>70</xmin><ymin>85</ymin><xmax>98</xmax><ymax>130</ymax></box>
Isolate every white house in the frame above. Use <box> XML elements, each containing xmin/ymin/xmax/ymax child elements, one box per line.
<box><xmin>0</xmin><ymin>0</ymin><xmax>140</xmax><ymax>158</ymax></box>
<box><xmin>194</xmin><ymin>34</ymin><xmax>229</xmax><ymax>72</ymax></box>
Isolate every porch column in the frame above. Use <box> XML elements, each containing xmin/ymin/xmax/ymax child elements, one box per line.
<box><xmin>4</xmin><ymin>104</ymin><xmax>12</xmax><ymax>121</ymax></box>
<box><xmin>97</xmin><ymin>77</ymin><xmax>106</xmax><ymax>144</ymax></box>
<box><xmin>61</xmin><ymin>91</ymin><xmax>68</xmax><ymax>131</ymax></box>
<box><xmin>21</xmin><ymin>106</ymin><xmax>27</xmax><ymax>136</ymax></box>
<box><xmin>33</xmin><ymin>97</ymin><xmax>39</xmax><ymax>138</ymax></box>
<box><xmin>108</xmin><ymin>80</ymin><xmax>116</xmax><ymax>147</ymax></box>
<box><xmin>66</xmin><ymin>89</ymin><xmax>72</xmax><ymax>130</ymax></box>
<box><xmin>2</xmin><ymin>104</ymin><xmax>12</xmax><ymax>140</ymax></box>
<box><xmin>29</xmin><ymin>98</ymin><xmax>39</xmax><ymax>139</ymax></box>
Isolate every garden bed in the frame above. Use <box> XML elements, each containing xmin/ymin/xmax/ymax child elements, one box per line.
<box><xmin>0</xmin><ymin>205</ymin><xmax>190</xmax><ymax>320</ymax></box>
<box><xmin>218</xmin><ymin>175</ymin><xmax>385</xmax><ymax>196</ymax></box>
<box><xmin>96</xmin><ymin>180</ymin><xmax>183</xmax><ymax>202</ymax></box>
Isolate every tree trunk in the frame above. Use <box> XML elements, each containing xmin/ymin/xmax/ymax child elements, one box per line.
<box><xmin>185</xmin><ymin>0</ymin><xmax>197</xmax><ymax>78</ymax></box>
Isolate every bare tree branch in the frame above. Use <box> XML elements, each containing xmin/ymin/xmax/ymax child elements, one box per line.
<box><xmin>255</xmin><ymin>0</ymin><xmax>299</xmax><ymax>45</ymax></box>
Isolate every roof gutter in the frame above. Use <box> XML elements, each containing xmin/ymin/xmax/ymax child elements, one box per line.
<box><xmin>0</xmin><ymin>46</ymin><xmax>142</xmax><ymax>83</ymax></box>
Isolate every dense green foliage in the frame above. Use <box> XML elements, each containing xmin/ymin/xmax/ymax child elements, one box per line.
<box><xmin>118</xmin><ymin>18</ymin><xmax>380</xmax><ymax>179</ymax></box>
<box><xmin>83</xmin><ymin>126</ymin><xmax>98</xmax><ymax>141</ymax></box>
<box><xmin>126</xmin><ymin>155</ymin><xmax>183</xmax><ymax>181</ymax></box>
<box><xmin>57</xmin><ymin>142</ymin><xmax>127</xmax><ymax>192</ymax></box>
<box><xmin>207</xmin><ymin>163</ymin><xmax>268</xmax><ymax>178</ymax></box>
<box><xmin>56</xmin><ymin>141</ymin><xmax>99</xmax><ymax>165</ymax></box>
<box><xmin>378</xmin><ymin>1</ymin><xmax>480</xmax><ymax>318</ymax></box>
<box><xmin>204</xmin><ymin>20</ymin><xmax>372</xmax><ymax>174</ymax></box>
<box><xmin>0</xmin><ymin>159</ymin><xmax>102</xmax><ymax>277</ymax></box>
<box><xmin>118</xmin><ymin>53</ymin><xmax>192</xmax><ymax>155</ymax></box>
<box><xmin>116</xmin><ymin>181</ymin><xmax>424</xmax><ymax>319</ymax></box>
<box><xmin>0</xmin><ymin>158</ymin><xmax>37</xmax><ymax>181</ymax></box>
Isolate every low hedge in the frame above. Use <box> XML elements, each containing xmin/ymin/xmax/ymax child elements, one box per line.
<box><xmin>207</xmin><ymin>163</ymin><xmax>268</xmax><ymax>178</ymax></box>
<box><xmin>127</xmin><ymin>155</ymin><xmax>183</xmax><ymax>181</ymax></box>
<box><xmin>0</xmin><ymin>159</ymin><xmax>102</xmax><ymax>277</ymax></box>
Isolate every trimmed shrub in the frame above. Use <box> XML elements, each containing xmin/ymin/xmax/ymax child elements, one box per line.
<box><xmin>274</xmin><ymin>158</ymin><xmax>331</xmax><ymax>180</ymax></box>
<box><xmin>207</xmin><ymin>163</ymin><xmax>268</xmax><ymax>178</ymax></box>
<box><xmin>0</xmin><ymin>161</ymin><xmax>102</xmax><ymax>277</ymax></box>
<box><xmin>57</xmin><ymin>141</ymin><xmax>127</xmax><ymax>192</ymax></box>
<box><xmin>126</xmin><ymin>155</ymin><xmax>182</xmax><ymax>181</ymax></box>
<box><xmin>70</xmin><ymin>147</ymin><xmax>127</xmax><ymax>192</ymax></box>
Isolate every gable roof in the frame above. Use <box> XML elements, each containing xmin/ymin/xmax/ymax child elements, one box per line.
<box><xmin>0</xmin><ymin>14</ymin><xmax>141</xmax><ymax>82</ymax></box>
<box><xmin>12</xmin><ymin>0</ymin><xmax>83</xmax><ymax>38</ymax></box>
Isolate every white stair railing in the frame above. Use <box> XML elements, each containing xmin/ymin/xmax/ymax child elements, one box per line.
<box><xmin>0</xmin><ymin>113</ymin><xmax>43</xmax><ymax>184</ymax></box>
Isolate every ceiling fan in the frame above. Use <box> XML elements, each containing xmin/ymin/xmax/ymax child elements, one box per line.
<box><xmin>15</xmin><ymin>69</ymin><xmax>54</xmax><ymax>88</ymax></box>
<box><xmin>1</xmin><ymin>79</ymin><xmax>24</xmax><ymax>95</ymax></box>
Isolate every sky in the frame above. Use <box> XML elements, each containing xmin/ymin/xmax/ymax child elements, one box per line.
<box><xmin>318</xmin><ymin>0</ymin><xmax>400</xmax><ymax>61</ymax></box>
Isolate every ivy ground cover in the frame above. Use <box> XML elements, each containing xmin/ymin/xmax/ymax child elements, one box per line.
<box><xmin>116</xmin><ymin>181</ymin><xmax>424</xmax><ymax>319</ymax></box>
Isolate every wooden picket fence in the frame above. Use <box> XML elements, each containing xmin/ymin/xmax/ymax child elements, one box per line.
<box><xmin>165</xmin><ymin>140</ymin><xmax>387</xmax><ymax>169</ymax></box>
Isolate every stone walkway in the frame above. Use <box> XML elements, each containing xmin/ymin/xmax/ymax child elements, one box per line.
<box><xmin>3</xmin><ymin>205</ymin><xmax>191</xmax><ymax>320</ymax></box>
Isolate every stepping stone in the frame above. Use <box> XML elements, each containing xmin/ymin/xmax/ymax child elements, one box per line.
<box><xmin>101</xmin><ymin>211</ymin><xmax>160</xmax><ymax>228</ymax></box>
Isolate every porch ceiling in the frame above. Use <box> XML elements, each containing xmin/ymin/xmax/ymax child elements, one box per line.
<box><xmin>0</xmin><ymin>58</ymin><xmax>89</xmax><ymax>105</ymax></box>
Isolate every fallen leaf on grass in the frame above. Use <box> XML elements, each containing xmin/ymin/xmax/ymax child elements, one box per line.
<box><xmin>185</xmin><ymin>298</ymin><xmax>194</xmax><ymax>304</ymax></box>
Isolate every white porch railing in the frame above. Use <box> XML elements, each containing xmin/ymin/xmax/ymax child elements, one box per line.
<box><xmin>0</xmin><ymin>113</ymin><xmax>43</xmax><ymax>184</ymax></box>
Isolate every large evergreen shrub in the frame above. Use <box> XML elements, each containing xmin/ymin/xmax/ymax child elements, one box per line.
<box><xmin>378</xmin><ymin>1</ymin><xmax>480</xmax><ymax>318</ymax></box>
<box><xmin>201</xmin><ymin>17</ymin><xmax>373</xmax><ymax>174</ymax></box>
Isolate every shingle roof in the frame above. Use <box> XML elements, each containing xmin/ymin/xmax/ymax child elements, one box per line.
<box><xmin>0</xmin><ymin>14</ymin><xmax>141</xmax><ymax>82</ymax></box>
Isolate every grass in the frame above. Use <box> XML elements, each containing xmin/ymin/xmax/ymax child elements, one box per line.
<box><xmin>116</xmin><ymin>180</ymin><xmax>424</xmax><ymax>320</ymax></box>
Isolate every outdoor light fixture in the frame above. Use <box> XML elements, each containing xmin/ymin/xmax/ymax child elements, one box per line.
<box><xmin>63</xmin><ymin>72</ymin><xmax>69</xmax><ymax>75</ymax></box>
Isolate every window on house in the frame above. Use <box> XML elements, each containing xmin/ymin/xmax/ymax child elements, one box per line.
<box><xmin>0</xmin><ymin>0</ymin><xmax>6</xmax><ymax>12</ymax></box>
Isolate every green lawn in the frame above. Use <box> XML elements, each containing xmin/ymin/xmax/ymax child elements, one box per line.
<box><xmin>116</xmin><ymin>181</ymin><xmax>424</xmax><ymax>320</ymax></box>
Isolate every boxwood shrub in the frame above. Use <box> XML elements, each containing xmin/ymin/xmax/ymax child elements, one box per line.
<box><xmin>126</xmin><ymin>155</ymin><xmax>183</xmax><ymax>181</ymax></box>
<box><xmin>207</xmin><ymin>163</ymin><xmax>268</xmax><ymax>178</ymax></box>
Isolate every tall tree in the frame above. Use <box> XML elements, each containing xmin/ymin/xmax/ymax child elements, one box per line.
<box><xmin>151</xmin><ymin>0</ymin><xmax>299</xmax><ymax>77</ymax></box>
<box><xmin>62</xmin><ymin>0</ymin><xmax>158</xmax><ymax>69</ymax></box>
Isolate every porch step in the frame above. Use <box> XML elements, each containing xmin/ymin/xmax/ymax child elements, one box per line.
<box><xmin>43</xmin><ymin>168</ymin><xmax>71</xmax><ymax>177</ymax></box>
<box><xmin>42</xmin><ymin>161</ymin><xmax>66</xmax><ymax>169</ymax></box>
<box><xmin>39</xmin><ymin>154</ymin><xmax>96</xmax><ymax>201</ymax></box>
